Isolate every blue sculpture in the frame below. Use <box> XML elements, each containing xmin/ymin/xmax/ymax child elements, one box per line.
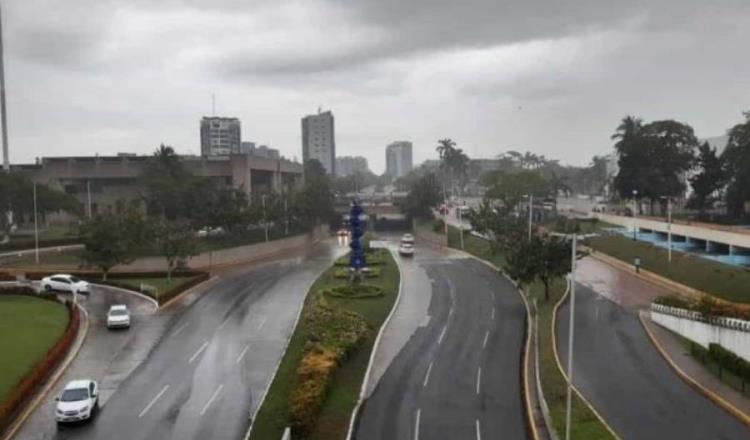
<box><xmin>349</xmin><ymin>200</ymin><xmax>367</xmax><ymax>271</ymax></box>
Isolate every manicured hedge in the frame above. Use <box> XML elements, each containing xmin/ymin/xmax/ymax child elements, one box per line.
<box><xmin>333</xmin><ymin>268</ymin><xmax>382</xmax><ymax>280</ymax></box>
<box><xmin>0</xmin><ymin>293</ymin><xmax>79</xmax><ymax>433</ymax></box>
<box><xmin>321</xmin><ymin>284</ymin><xmax>384</xmax><ymax>299</ymax></box>
<box><xmin>653</xmin><ymin>295</ymin><xmax>750</xmax><ymax>321</ymax></box>
<box><xmin>708</xmin><ymin>344</ymin><xmax>750</xmax><ymax>383</ymax></box>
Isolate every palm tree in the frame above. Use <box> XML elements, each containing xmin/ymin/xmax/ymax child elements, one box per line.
<box><xmin>611</xmin><ymin>116</ymin><xmax>643</xmax><ymax>142</ymax></box>
<box><xmin>436</xmin><ymin>138</ymin><xmax>457</xmax><ymax>165</ymax></box>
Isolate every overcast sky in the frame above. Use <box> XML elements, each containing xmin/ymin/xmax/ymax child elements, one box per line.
<box><xmin>3</xmin><ymin>0</ymin><xmax>750</xmax><ymax>173</ymax></box>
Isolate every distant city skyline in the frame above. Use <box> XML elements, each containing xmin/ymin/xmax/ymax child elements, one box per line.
<box><xmin>2</xmin><ymin>1</ymin><xmax>750</xmax><ymax>174</ymax></box>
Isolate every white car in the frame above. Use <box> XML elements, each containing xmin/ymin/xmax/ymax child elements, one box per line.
<box><xmin>55</xmin><ymin>380</ymin><xmax>98</xmax><ymax>424</ymax></box>
<box><xmin>107</xmin><ymin>305</ymin><xmax>131</xmax><ymax>329</ymax></box>
<box><xmin>41</xmin><ymin>274</ymin><xmax>90</xmax><ymax>294</ymax></box>
<box><xmin>401</xmin><ymin>233</ymin><xmax>415</xmax><ymax>244</ymax></box>
<box><xmin>197</xmin><ymin>226</ymin><xmax>225</xmax><ymax>237</ymax></box>
<box><xmin>399</xmin><ymin>242</ymin><xmax>415</xmax><ymax>257</ymax></box>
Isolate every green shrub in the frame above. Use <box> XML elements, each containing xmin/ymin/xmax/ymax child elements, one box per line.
<box><xmin>653</xmin><ymin>295</ymin><xmax>750</xmax><ymax>321</ymax></box>
<box><xmin>321</xmin><ymin>284</ymin><xmax>384</xmax><ymax>299</ymax></box>
<box><xmin>654</xmin><ymin>295</ymin><xmax>693</xmax><ymax>309</ymax></box>
<box><xmin>708</xmin><ymin>344</ymin><xmax>750</xmax><ymax>382</ymax></box>
<box><xmin>432</xmin><ymin>218</ymin><xmax>445</xmax><ymax>233</ymax></box>
<box><xmin>333</xmin><ymin>267</ymin><xmax>381</xmax><ymax>280</ymax></box>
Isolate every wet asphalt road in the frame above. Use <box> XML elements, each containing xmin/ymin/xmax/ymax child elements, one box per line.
<box><xmin>557</xmin><ymin>283</ymin><xmax>750</xmax><ymax>440</ymax></box>
<box><xmin>47</xmin><ymin>242</ymin><xmax>342</xmax><ymax>440</ymax></box>
<box><xmin>355</xmin><ymin>254</ymin><xmax>528</xmax><ymax>440</ymax></box>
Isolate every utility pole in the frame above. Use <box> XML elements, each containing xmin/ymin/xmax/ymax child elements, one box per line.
<box><xmin>284</xmin><ymin>197</ymin><xmax>289</xmax><ymax>236</ymax></box>
<box><xmin>632</xmin><ymin>190</ymin><xmax>638</xmax><ymax>241</ymax></box>
<box><xmin>87</xmin><ymin>180</ymin><xmax>92</xmax><ymax>218</ymax></box>
<box><xmin>442</xmin><ymin>180</ymin><xmax>448</xmax><ymax>237</ymax></box>
<box><xmin>33</xmin><ymin>181</ymin><xmax>39</xmax><ymax>265</ymax></box>
<box><xmin>564</xmin><ymin>233</ymin><xmax>577</xmax><ymax>440</ymax></box>
<box><xmin>0</xmin><ymin>1</ymin><xmax>9</xmax><ymax>172</ymax></box>
<box><xmin>528</xmin><ymin>194</ymin><xmax>534</xmax><ymax>241</ymax></box>
<box><xmin>667</xmin><ymin>197</ymin><xmax>672</xmax><ymax>263</ymax></box>
<box><xmin>458</xmin><ymin>203</ymin><xmax>465</xmax><ymax>250</ymax></box>
<box><xmin>262</xmin><ymin>194</ymin><xmax>269</xmax><ymax>242</ymax></box>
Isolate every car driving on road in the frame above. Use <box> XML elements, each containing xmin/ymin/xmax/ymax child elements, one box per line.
<box><xmin>399</xmin><ymin>234</ymin><xmax>415</xmax><ymax>256</ymax></box>
<box><xmin>55</xmin><ymin>380</ymin><xmax>98</xmax><ymax>424</ymax></box>
<box><xmin>40</xmin><ymin>274</ymin><xmax>90</xmax><ymax>294</ymax></box>
<box><xmin>107</xmin><ymin>305</ymin><xmax>131</xmax><ymax>329</ymax></box>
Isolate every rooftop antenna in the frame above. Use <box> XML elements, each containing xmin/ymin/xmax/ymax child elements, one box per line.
<box><xmin>318</xmin><ymin>106</ymin><xmax>321</xmax><ymax>114</ymax></box>
<box><xmin>212</xmin><ymin>93</ymin><xmax>216</xmax><ymax>117</ymax></box>
<box><xmin>0</xmin><ymin>2</ymin><xmax>10</xmax><ymax>172</ymax></box>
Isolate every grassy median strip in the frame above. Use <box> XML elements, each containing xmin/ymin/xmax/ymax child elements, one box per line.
<box><xmin>0</xmin><ymin>295</ymin><xmax>69</xmax><ymax>403</ymax></box>
<box><xmin>587</xmin><ymin>234</ymin><xmax>750</xmax><ymax>304</ymax></box>
<box><xmin>250</xmin><ymin>249</ymin><xmax>400</xmax><ymax>440</ymax></box>
<box><xmin>445</xmin><ymin>228</ymin><xmax>615</xmax><ymax>439</ymax></box>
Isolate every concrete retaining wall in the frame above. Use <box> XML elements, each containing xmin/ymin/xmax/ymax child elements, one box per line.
<box><xmin>650</xmin><ymin>305</ymin><xmax>750</xmax><ymax>362</ymax></box>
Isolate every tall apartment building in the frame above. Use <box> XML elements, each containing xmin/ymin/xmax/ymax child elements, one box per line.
<box><xmin>301</xmin><ymin>109</ymin><xmax>336</xmax><ymax>174</ymax></box>
<box><xmin>336</xmin><ymin>156</ymin><xmax>370</xmax><ymax>176</ymax></box>
<box><xmin>200</xmin><ymin>116</ymin><xmax>241</xmax><ymax>156</ymax></box>
<box><xmin>386</xmin><ymin>141</ymin><xmax>413</xmax><ymax>178</ymax></box>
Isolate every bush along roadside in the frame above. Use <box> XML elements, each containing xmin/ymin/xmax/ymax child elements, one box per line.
<box><xmin>250</xmin><ymin>248</ymin><xmax>400</xmax><ymax>440</ymax></box>
<box><xmin>654</xmin><ymin>295</ymin><xmax>750</xmax><ymax>321</ymax></box>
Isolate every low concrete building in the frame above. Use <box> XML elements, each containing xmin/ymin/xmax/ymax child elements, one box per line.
<box><xmin>11</xmin><ymin>154</ymin><xmax>303</xmax><ymax>215</ymax></box>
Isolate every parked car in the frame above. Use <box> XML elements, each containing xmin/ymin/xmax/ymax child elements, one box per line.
<box><xmin>106</xmin><ymin>305</ymin><xmax>131</xmax><ymax>329</ymax></box>
<box><xmin>55</xmin><ymin>380</ymin><xmax>98</xmax><ymax>424</ymax></box>
<box><xmin>197</xmin><ymin>226</ymin><xmax>225</xmax><ymax>237</ymax></box>
<box><xmin>40</xmin><ymin>274</ymin><xmax>90</xmax><ymax>294</ymax></box>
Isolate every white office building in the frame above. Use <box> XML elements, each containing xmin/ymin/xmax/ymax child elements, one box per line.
<box><xmin>386</xmin><ymin>141</ymin><xmax>413</xmax><ymax>178</ymax></box>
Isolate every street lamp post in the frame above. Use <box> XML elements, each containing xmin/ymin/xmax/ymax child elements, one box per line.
<box><xmin>528</xmin><ymin>194</ymin><xmax>534</xmax><ymax>241</ymax></box>
<box><xmin>564</xmin><ymin>232</ymin><xmax>578</xmax><ymax>440</ymax></box>
<box><xmin>667</xmin><ymin>197</ymin><xmax>672</xmax><ymax>263</ymax></box>
<box><xmin>632</xmin><ymin>190</ymin><xmax>638</xmax><ymax>241</ymax></box>
<box><xmin>284</xmin><ymin>197</ymin><xmax>289</xmax><ymax>236</ymax></box>
<box><xmin>262</xmin><ymin>194</ymin><xmax>269</xmax><ymax>243</ymax></box>
<box><xmin>458</xmin><ymin>202</ymin><xmax>465</xmax><ymax>250</ymax></box>
<box><xmin>33</xmin><ymin>181</ymin><xmax>39</xmax><ymax>265</ymax></box>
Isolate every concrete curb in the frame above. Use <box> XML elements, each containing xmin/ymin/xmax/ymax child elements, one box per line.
<box><xmin>551</xmin><ymin>279</ymin><xmax>622</xmax><ymax>440</ymax></box>
<box><xmin>533</xmin><ymin>298</ymin><xmax>558</xmax><ymax>440</ymax></box>
<box><xmin>91</xmin><ymin>283</ymin><xmax>159</xmax><ymax>312</ymax></box>
<box><xmin>2</xmin><ymin>303</ymin><xmax>90</xmax><ymax>440</ymax></box>
<box><xmin>448</xmin><ymin>247</ymin><xmax>541</xmax><ymax>440</ymax></box>
<box><xmin>345</xmin><ymin>249</ymin><xmax>405</xmax><ymax>440</ymax></box>
<box><xmin>637</xmin><ymin>311</ymin><xmax>750</xmax><ymax>428</ymax></box>
<box><xmin>243</xmin><ymin>256</ymin><xmax>336</xmax><ymax>440</ymax></box>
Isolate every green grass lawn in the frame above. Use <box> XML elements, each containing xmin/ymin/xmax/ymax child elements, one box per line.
<box><xmin>0</xmin><ymin>295</ymin><xmax>69</xmax><ymax>404</ymax></box>
<box><xmin>250</xmin><ymin>250</ymin><xmax>400</xmax><ymax>440</ymax></box>
<box><xmin>0</xmin><ymin>249</ymin><xmax>86</xmax><ymax>267</ymax></box>
<box><xmin>586</xmin><ymin>234</ymin><xmax>750</xmax><ymax>304</ymax></box>
<box><xmin>447</xmin><ymin>234</ymin><xmax>615</xmax><ymax>439</ymax></box>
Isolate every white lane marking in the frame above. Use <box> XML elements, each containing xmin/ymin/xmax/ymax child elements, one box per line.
<box><xmin>257</xmin><ymin>317</ymin><xmax>267</xmax><ymax>331</ymax></box>
<box><xmin>476</xmin><ymin>367</ymin><xmax>482</xmax><ymax>394</ymax></box>
<box><xmin>199</xmin><ymin>384</ymin><xmax>224</xmax><ymax>416</ymax></box>
<box><xmin>448</xmin><ymin>306</ymin><xmax>454</xmax><ymax>318</ymax></box>
<box><xmin>188</xmin><ymin>341</ymin><xmax>209</xmax><ymax>364</ymax></box>
<box><xmin>236</xmin><ymin>343</ymin><xmax>251</xmax><ymax>364</ymax></box>
<box><xmin>491</xmin><ymin>307</ymin><xmax>495</xmax><ymax>320</ymax></box>
<box><xmin>475</xmin><ymin>419</ymin><xmax>482</xmax><ymax>440</ymax></box>
<box><xmin>218</xmin><ymin>316</ymin><xmax>231</xmax><ymax>330</ymax></box>
<box><xmin>482</xmin><ymin>330</ymin><xmax>490</xmax><ymax>349</ymax></box>
<box><xmin>414</xmin><ymin>409</ymin><xmax>421</xmax><ymax>440</ymax></box>
<box><xmin>138</xmin><ymin>385</ymin><xmax>169</xmax><ymax>418</ymax></box>
<box><xmin>437</xmin><ymin>325</ymin><xmax>448</xmax><ymax>345</ymax></box>
<box><xmin>423</xmin><ymin>362</ymin><xmax>434</xmax><ymax>387</ymax></box>
<box><xmin>172</xmin><ymin>323</ymin><xmax>188</xmax><ymax>337</ymax></box>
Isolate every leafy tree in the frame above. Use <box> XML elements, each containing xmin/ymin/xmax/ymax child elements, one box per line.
<box><xmin>482</xmin><ymin>170</ymin><xmax>550</xmax><ymax>212</ymax></box>
<box><xmin>722</xmin><ymin>111</ymin><xmax>750</xmax><ymax>219</ymax></box>
<box><xmin>156</xmin><ymin>220</ymin><xmax>198</xmax><ymax>282</ymax></box>
<box><xmin>436</xmin><ymin>138</ymin><xmax>469</xmax><ymax>196</ymax></box>
<box><xmin>295</xmin><ymin>160</ymin><xmax>334</xmax><ymax>226</ymax></box>
<box><xmin>139</xmin><ymin>144</ymin><xmax>197</xmax><ymax>220</ymax></box>
<box><xmin>688</xmin><ymin>142</ymin><xmax>725</xmax><ymax>218</ymax></box>
<box><xmin>535</xmin><ymin>235</ymin><xmax>572</xmax><ymax>301</ymax></box>
<box><xmin>396</xmin><ymin>173</ymin><xmax>442</xmax><ymax>219</ymax></box>
<box><xmin>79</xmin><ymin>200</ymin><xmax>150</xmax><ymax>279</ymax></box>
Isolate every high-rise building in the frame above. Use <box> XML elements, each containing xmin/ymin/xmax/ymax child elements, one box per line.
<box><xmin>200</xmin><ymin>116</ymin><xmax>241</xmax><ymax>156</ymax></box>
<box><xmin>336</xmin><ymin>156</ymin><xmax>370</xmax><ymax>176</ymax></box>
<box><xmin>301</xmin><ymin>109</ymin><xmax>336</xmax><ymax>174</ymax></box>
<box><xmin>386</xmin><ymin>141</ymin><xmax>413</xmax><ymax>178</ymax></box>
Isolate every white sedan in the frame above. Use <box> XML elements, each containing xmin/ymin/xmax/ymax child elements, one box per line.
<box><xmin>106</xmin><ymin>305</ymin><xmax>131</xmax><ymax>329</ymax></box>
<box><xmin>41</xmin><ymin>274</ymin><xmax>90</xmax><ymax>294</ymax></box>
<box><xmin>398</xmin><ymin>242</ymin><xmax>415</xmax><ymax>257</ymax></box>
<box><xmin>56</xmin><ymin>379</ymin><xmax>99</xmax><ymax>424</ymax></box>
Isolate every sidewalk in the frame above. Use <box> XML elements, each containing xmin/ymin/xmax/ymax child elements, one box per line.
<box><xmin>578</xmin><ymin>255</ymin><xmax>750</xmax><ymax>421</ymax></box>
<box><xmin>641</xmin><ymin>315</ymin><xmax>750</xmax><ymax>418</ymax></box>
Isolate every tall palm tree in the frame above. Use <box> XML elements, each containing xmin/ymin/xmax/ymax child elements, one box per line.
<box><xmin>611</xmin><ymin>116</ymin><xmax>643</xmax><ymax>142</ymax></box>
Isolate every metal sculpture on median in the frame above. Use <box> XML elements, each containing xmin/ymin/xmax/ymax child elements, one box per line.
<box><xmin>349</xmin><ymin>200</ymin><xmax>367</xmax><ymax>281</ymax></box>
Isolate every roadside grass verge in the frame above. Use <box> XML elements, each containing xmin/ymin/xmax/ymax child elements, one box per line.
<box><xmin>447</xmin><ymin>229</ymin><xmax>615</xmax><ymax>439</ymax></box>
<box><xmin>673</xmin><ymin>334</ymin><xmax>750</xmax><ymax>399</ymax></box>
<box><xmin>0</xmin><ymin>295</ymin><xmax>69</xmax><ymax>403</ymax></box>
<box><xmin>250</xmin><ymin>249</ymin><xmax>400</xmax><ymax>440</ymax></box>
<box><xmin>586</xmin><ymin>234</ymin><xmax>750</xmax><ymax>304</ymax></box>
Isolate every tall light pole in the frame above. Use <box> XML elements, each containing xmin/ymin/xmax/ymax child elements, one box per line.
<box><xmin>458</xmin><ymin>202</ymin><xmax>465</xmax><ymax>250</ymax></box>
<box><xmin>632</xmin><ymin>189</ymin><xmax>638</xmax><ymax>241</ymax></box>
<box><xmin>666</xmin><ymin>197</ymin><xmax>672</xmax><ymax>263</ymax></box>
<box><xmin>0</xmin><ymin>1</ymin><xmax>9</xmax><ymax>172</ymax></box>
<box><xmin>284</xmin><ymin>197</ymin><xmax>289</xmax><ymax>236</ymax></box>
<box><xmin>564</xmin><ymin>232</ymin><xmax>578</xmax><ymax>440</ymax></box>
<box><xmin>528</xmin><ymin>194</ymin><xmax>534</xmax><ymax>241</ymax></box>
<box><xmin>33</xmin><ymin>181</ymin><xmax>39</xmax><ymax>265</ymax></box>
<box><xmin>261</xmin><ymin>194</ymin><xmax>269</xmax><ymax>243</ymax></box>
<box><xmin>87</xmin><ymin>180</ymin><xmax>92</xmax><ymax>218</ymax></box>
